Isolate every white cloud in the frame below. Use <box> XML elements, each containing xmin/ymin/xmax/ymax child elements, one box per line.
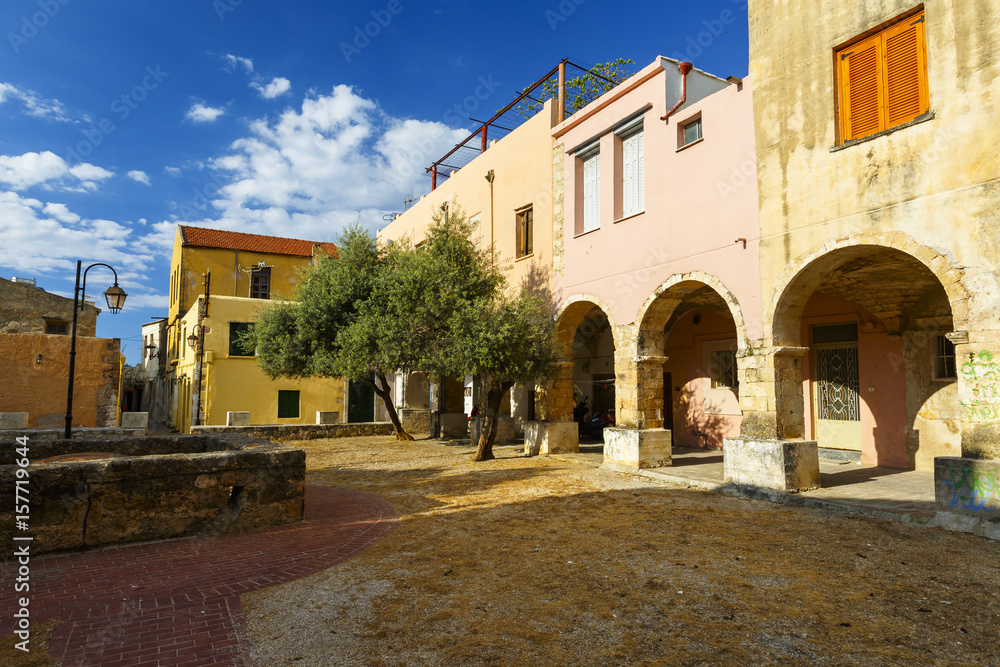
<box><xmin>164</xmin><ymin>166</ymin><xmax>182</xmax><ymax>176</ymax></box>
<box><xmin>128</xmin><ymin>170</ymin><xmax>151</xmax><ymax>185</ymax></box>
<box><xmin>186</xmin><ymin>103</ymin><xmax>227</xmax><ymax>123</ymax></box>
<box><xmin>0</xmin><ymin>151</ymin><xmax>113</xmax><ymax>191</ymax></box>
<box><xmin>0</xmin><ymin>190</ymin><xmax>154</xmax><ymax>276</ymax></box>
<box><xmin>0</xmin><ymin>82</ymin><xmax>75</xmax><ymax>123</ymax></box>
<box><xmin>222</xmin><ymin>54</ymin><xmax>254</xmax><ymax>74</ymax></box>
<box><xmin>171</xmin><ymin>85</ymin><xmax>467</xmax><ymax>241</ymax></box>
<box><xmin>250</xmin><ymin>77</ymin><xmax>291</xmax><ymax>99</ymax></box>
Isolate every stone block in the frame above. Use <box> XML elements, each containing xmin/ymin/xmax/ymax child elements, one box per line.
<box><xmin>723</xmin><ymin>437</ymin><xmax>820</xmax><ymax>492</ymax></box>
<box><xmin>470</xmin><ymin>416</ymin><xmax>515</xmax><ymax>445</ymax></box>
<box><xmin>401</xmin><ymin>408</ymin><xmax>431</xmax><ymax>434</ymax></box>
<box><xmin>524</xmin><ymin>421</ymin><xmax>579</xmax><ymax>456</ymax></box>
<box><xmin>602</xmin><ymin>428</ymin><xmax>671</xmax><ymax>471</ymax></box>
<box><xmin>120</xmin><ymin>412</ymin><xmax>148</xmax><ymax>434</ymax></box>
<box><xmin>0</xmin><ymin>413</ymin><xmax>28</xmax><ymax>429</ymax></box>
<box><xmin>315</xmin><ymin>411</ymin><xmax>340</xmax><ymax>425</ymax></box>
<box><xmin>931</xmin><ymin>457</ymin><xmax>1000</xmax><ymax>541</ymax></box>
<box><xmin>440</xmin><ymin>412</ymin><xmax>468</xmax><ymax>438</ymax></box>
<box><xmin>227</xmin><ymin>411</ymin><xmax>250</xmax><ymax>427</ymax></box>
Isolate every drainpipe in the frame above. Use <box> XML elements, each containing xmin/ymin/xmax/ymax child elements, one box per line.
<box><xmin>661</xmin><ymin>61</ymin><xmax>694</xmax><ymax>123</ymax></box>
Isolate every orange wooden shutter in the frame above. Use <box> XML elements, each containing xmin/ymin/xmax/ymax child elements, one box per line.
<box><xmin>840</xmin><ymin>33</ymin><xmax>884</xmax><ymax>141</ymax></box>
<box><xmin>884</xmin><ymin>12</ymin><xmax>928</xmax><ymax>127</ymax></box>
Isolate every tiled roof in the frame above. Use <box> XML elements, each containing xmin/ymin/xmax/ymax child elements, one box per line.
<box><xmin>179</xmin><ymin>226</ymin><xmax>338</xmax><ymax>257</ymax></box>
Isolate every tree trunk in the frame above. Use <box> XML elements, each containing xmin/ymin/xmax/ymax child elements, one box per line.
<box><xmin>368</xmin><ymin>373</ymin><xmax>414</xmax><ymax>441</ymax></box>
<box><xmin>473</xmin><ymin>378</ymin><xmax>514</xmax><ymax>461</ymax></box>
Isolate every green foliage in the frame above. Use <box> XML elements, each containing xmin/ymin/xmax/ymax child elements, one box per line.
<box><xmin>513</xmin><ymin>58</ymin><xmax>636</xmax><ymax>119</ymax></box>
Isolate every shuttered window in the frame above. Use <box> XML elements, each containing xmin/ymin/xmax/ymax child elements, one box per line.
<box><xmin>582</xmin><ymin>152</ymin><xmax>600</xmax><ymax>232</ymax></box>
<box><xmin>621</xmin><ymin>130</ymin><xmax>644</xmax><ymax>217</ymax></box>
<box><xmin>837</xmin><ymin>10</ymin><xmax>928</xmax><ymax>143</ymax></box>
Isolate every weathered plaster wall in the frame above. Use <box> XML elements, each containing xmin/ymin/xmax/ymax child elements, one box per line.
<box><xmin>0</xmin><ymin>277</ymin><xmax>98</xmax><ymax>336</ymax></box>
<box><xmin>750</xmin><ymin>0</ymin><xmax>1000</xmax><ymax>457</ymax></box>
<box><xmin>0</xmin><ymin>334</ymin><xmax>120</xmax><ymax>428</ymax></box>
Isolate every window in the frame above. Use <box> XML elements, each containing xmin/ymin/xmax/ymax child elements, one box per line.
<box><xmin>837</xmin><ymin>9</ymin><xmax>928</xmax><ymax>143</ymax></box>
<box><xmin>935</xmin><ymin>335</ymin><xmax>957</xmax><ymax>380</ymax></box>
<box><xmin>278</xmin><ymin>390</ymin><xmax>300</xmax><ymax>419</ymax></box>
<box><xmin>250</xmin><ymin>267</ymin><xmax>271</xmax><ymax>299</ymax></box>
<box><xmin>582</xmin><ymin>151</ymin><xmax>600</xmax><ymax>232</ymax></box>
<box><xmin>229</xmin><ymin>322</ymin><xmax>256</xmax><ymax>357</ymax></box>
<box><xmin>516</xmin><ymin>206</ymin><xmax>533</xmax><ymax>258</ymax></box>
<box><xmin>621</xmin><ymin>129</ymin><xmax>644</xmax><ymax>217</ymax></box>
<box><xmin>681</xmin><ymin>117</ymin><xmax>702</xmax><ymax>147</ymax></box>
<box><xmin>712</xmin><ymin>349</ymin><xmax>739</xmax><ymax>390</ymax></box>
<box><xmin>45</xmin><ymin>320</ymin><xmax>68</xmax><ymax>335</ymax></box>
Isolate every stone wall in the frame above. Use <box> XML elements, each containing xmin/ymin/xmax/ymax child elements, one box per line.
<box><xmin>0</xmin><ymin>434</ymin><xmax>305</xmax><ymax>555</ymax></box>
<box><xmin>191</xmin><ymin>421</ymin><xmax>395</xmax><ymax>441</ymax></box>
<box><xmin>0</xmin><ymin>334</ymin><xmax>121</xmax><ymax>429</ymax></box>
<box><xmin>0</xmin><ymin>276</ymin><xmax>99</xmax><ymax>336</ymax></box>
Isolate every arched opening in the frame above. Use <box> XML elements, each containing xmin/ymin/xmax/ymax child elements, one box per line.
<box><xmin>571</xmin><ymin>307</ymin><xmax>616</xmax><ymax>447</ymax></box>
<box><xmin>772</xmin><ymin>245</ymin><xmax>961</xmax><ymax>470</ymax></box>
<box><xmin>662</xmin><ymin>287</ymin><xmax>742</xmax><ymax>450</ymax></box>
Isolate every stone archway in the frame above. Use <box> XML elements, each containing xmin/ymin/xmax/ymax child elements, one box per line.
<box><xmin>765</xmin><ymin>235</ymin><xmax>971</xmax><ymax>469</ymax></box>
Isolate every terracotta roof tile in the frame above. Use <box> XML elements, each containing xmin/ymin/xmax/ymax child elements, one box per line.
<box><xmin>179</xmin><ymin>225</ymin><xmax>337</xmax><ymax>257</ymax></box>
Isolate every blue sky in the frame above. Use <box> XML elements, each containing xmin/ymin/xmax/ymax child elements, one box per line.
<box><xmin>0</xmin><ymin>0</ymin><xmax>749</xmax><ymax>363</ymax></box>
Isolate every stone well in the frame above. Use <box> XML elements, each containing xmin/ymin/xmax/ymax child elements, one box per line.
<box><xmin>0</xmin><ymin>433</ymin><xmax>305</xmax><ymax>556</ymax></box>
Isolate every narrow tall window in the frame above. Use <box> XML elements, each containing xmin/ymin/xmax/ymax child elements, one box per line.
<box><xmin>250</xmin><ymin>267</ymin><xmax>271</xmax><ymax>299</ymax></box>
<box><xmin>582</xmin><ymin>152</ymin><xmax>600</xmax><ymax>232</ymax></box>
<box><xmin>621</xmin><ymin>130</ymin><xmax>644</xmax><ymax>217</ymax></box>
<box><xmin>935</xmin><ymin>335</ymin><xmax>957</xmax><ymax>380</ymax></box>
<box><xmin>837</xmin><ymin>9</ymin><xmax>928</xmax><ymax>142</ymax></box>
<box><xmin>516</xmin><ymin>206</ymin><xmax>533</xmax><ymax>258</ymax></box>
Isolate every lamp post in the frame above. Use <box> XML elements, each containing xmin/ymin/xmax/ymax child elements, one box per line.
<box><xmin>64</xmin><ymin>261</ymin><xmax>127</xmax><ymax>439</ymax></box>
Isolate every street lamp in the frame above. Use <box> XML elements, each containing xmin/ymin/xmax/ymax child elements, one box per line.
<box><xmin>64</xmin><ymin>261</ymin><xmax>127</xmax><ymax>439</ymax></box>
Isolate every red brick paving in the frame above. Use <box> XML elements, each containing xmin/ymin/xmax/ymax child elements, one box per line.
<box><xmin>1</xmin><ymin>485</ymin><xmax>397</xmax><ymax>666</ymax></box>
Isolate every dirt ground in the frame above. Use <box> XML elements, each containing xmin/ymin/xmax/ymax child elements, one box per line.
<box><xmin>242</xmin><ymin>436</ymin><xmax>1000</xmax><ymax>666</ymax></box>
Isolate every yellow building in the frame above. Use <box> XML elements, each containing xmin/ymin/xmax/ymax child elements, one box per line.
<box><xmin>166</xmin><ymin>226</ymin><xmax>350</xmax><ymax>433</ymax></box>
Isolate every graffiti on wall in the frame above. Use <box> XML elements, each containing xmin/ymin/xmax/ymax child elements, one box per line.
<box><xmin>960</xmin><ymin>350</ymin><xmax>1000</xmax><ymax>421</ymax></box>
<box><xmin>942</xmin><ymin>465</ymin><xmax>1000</xmax><ymax>512</ymax></box>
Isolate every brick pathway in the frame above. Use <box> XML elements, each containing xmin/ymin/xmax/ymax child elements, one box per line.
<box><xmin>1</xmin><ymin>485</ymin><xmax>397</xmax><ymax>666</ymax></box>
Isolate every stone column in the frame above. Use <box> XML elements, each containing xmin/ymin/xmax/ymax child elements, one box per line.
<box><xmin>954</xmin><ymin>335</ymin><xmax>1000</xmax><ymax>460</ymax></box>
<box><xmin>602</xmin><ymin>348</ymin><xmax>671</xmax><ymax>471</ymax></box>
<box><xmin>524</xmin><ymin>361</ymin><xmax>579</xmax><ymax>455</ymax></box>
<box><xmin>727</xmin><ymin>344</ymin><xmax>819</xmax><ymax>492</ymax></box>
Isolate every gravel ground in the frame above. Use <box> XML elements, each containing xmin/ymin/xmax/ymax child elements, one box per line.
<box><xmin>241</xmin><ymin>436</ymin><xmax>1000</xmax><ymax>666</ymax></box>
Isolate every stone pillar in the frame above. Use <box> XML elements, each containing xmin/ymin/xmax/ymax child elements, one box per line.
<box><xmin>955</xmin><ymin>339</ymin><xmax>1000</xmax><ymax>460</ymax></box>
<box><xmin>524</xmin><ymin>361</ymin><xmax>579</xmax><ymax>455</ymax></box>
<box><xmin>738</xmin><ymin>345</ymin><xmax>808</xmax><ymax>440</ymax></box>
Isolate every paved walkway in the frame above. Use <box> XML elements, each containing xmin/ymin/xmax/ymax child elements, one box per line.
<box><xmin>553</xmin><ymin>445</ymin><xmax>937</xmax><ymax>519</ymax></box>
<box><xmin>0</xmin><ymin>485</ymin><xmax>397</xmax><ymax>666</ymax></box>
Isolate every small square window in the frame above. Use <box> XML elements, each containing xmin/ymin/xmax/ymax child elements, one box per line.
<box><xmin>278</xmin><ymin>390</ymin><xmax>300</xmax><ymax>419</ymax></box>
<box><xmin>45</xmin><ymin>321</ymin><xmax>68</xmax><ymax>335</ymax></box>
<box><xmin>516</xmin><ymin>206</ymin><xmax>533</xmax><ymax>258</ymax></box>
<box><xmin>229</xmin><ymin>322</ymin><xmax>256</xmax><ymax>357</ymax></box>
<box><xmin>682</xmin><ymin>118</ymin><xmax>702</xmax><ymax>147</ymax></box>
<box><xmin>935</xmin><ymin>335</ymin><xmax>957</xmax><ymax>380</ymax></box>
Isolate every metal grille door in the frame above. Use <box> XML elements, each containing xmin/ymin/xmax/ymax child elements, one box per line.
<box><xmin>816</xmin><ymin>347</ymin><xmax>860</xmax><ymax>421</ymax></box>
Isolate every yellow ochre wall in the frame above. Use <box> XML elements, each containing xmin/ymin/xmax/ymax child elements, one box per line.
<box><xmin>173</xmin><ymin>295</ymin><xmax>345</xmax><ymax>433</ymax></box>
